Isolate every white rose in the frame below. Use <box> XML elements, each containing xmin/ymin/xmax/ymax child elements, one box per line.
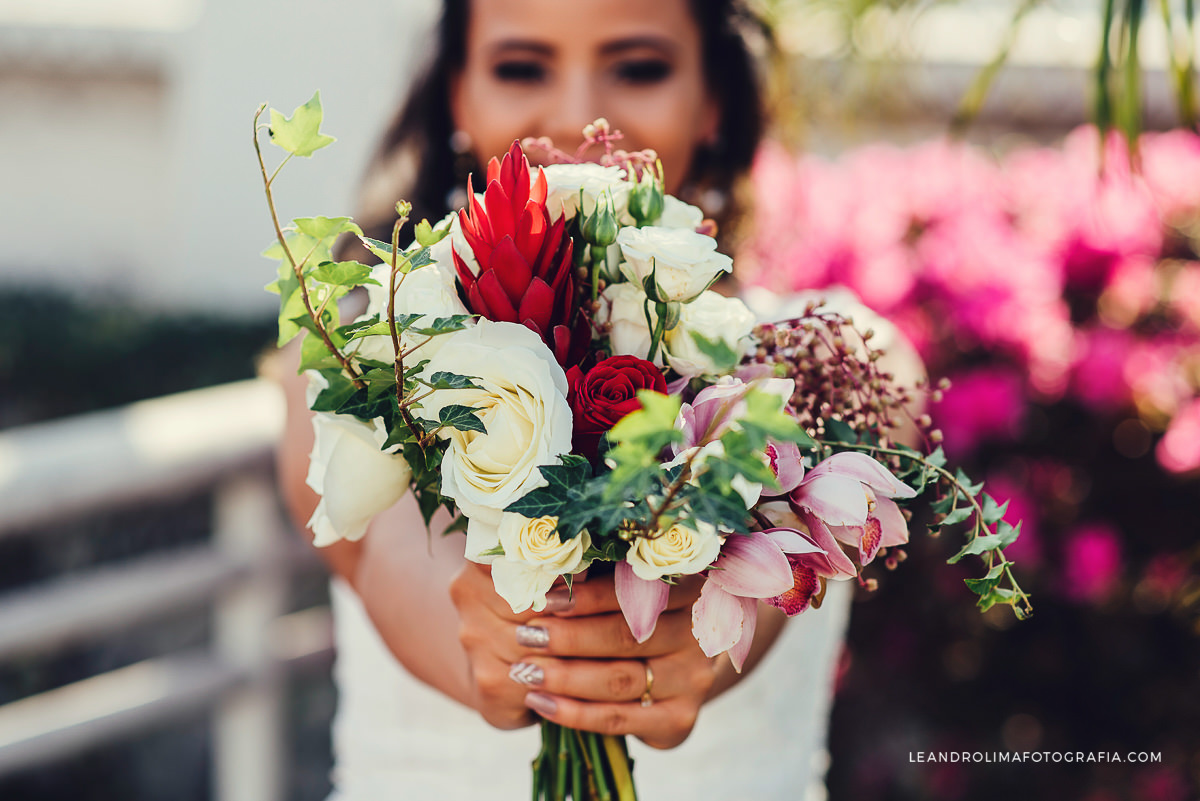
<box><xmin>415</xmin><ymin>320</ymin><xmax>573</xmax><ymax>529</ymax></box>
<box><xmin>598</xmin><ymin>282</ymin><xmax>662</xmax><ymax>365</ymax></box>
<box><xmin>543</xmin><ymin>163</ymin><xmax>630</xmax><ymax>222</ymax></box>
<box><xmin>626</xmin><ymin>519</ymin><xmax>721</xmax><ymax>581</ymax></box>
<box><xmin>489</xmin><ymin>514</ymin><xmax>592</xmax><ymax>612</ymax></box>
<box><xmin>664</xmin><ymin>291</ymin><xmax>756</xmax><ymax>377</ymax></box>
<box><xmin>658</xmin><ymin>195</ymin><xmax>704</xmax><ymax>230</ymax></box>
<box><xmin>306</xmin><ymin>411</ymin><xmax>412</xmax><ymax>547</ymax></box>
<box><xmin>617</xmin><ymin>226</ymin><xmax>732</xmax><ymax>302</ymax></box>
<box><xmin>355</xmin><ymin>258</ymin><xmax>471</xmax><ymax>363</ymax></box>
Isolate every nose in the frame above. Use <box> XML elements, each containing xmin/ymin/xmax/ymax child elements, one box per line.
<box><xmin>542</xmin><ymin>67</ymin><xmax>603</xmax><ymax>155</ymax></box>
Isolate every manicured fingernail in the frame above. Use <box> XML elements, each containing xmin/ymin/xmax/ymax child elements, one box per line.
<box><xmin>544</xmin><ymin>588</ymin><xmax>574</xmax><ymax>613</ymax></box>
<box><xmin>516</xmin><ymin>625</ymin><xmax>550</xmax><ymax>648</ymax></box>
<box><xmin>524</xmin><ymin>692</ymin><xmax>557</xmax><ymax>717</ymax></box>
<box><xmin>509</xmin><ymin>662</ymin><xmax>544</xmax><ymax>687</ymax></box>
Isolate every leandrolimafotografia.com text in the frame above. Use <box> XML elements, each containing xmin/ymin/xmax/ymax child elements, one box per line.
<box><xmin>909</xmin><ymin>752</ymin><xmax>1162</xmax><ymax>764</ymax></box>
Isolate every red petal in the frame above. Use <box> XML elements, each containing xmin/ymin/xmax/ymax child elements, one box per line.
<box><xmin>474</xmin><ymin>269</ymin><xmax>519</xmax><ymax>322</ymax></box>
<box><xmin>535</xmin><ymin>215</ymin><xmax>567</xmax><ymax>276</ymax></box>
<box><xmin>859</xmin><ymin>517</ymin><xmax>883</xmax><ymax>565</ymax></box>
<box><xmin>553</xmin><ymin>325</ymin><xmax>572</xmax><ymax>366</ymax></box>
<box><xmin>468</xmin><ymin>187</ymin><xmax>493</xmax><ymax>242</ymax></box>
<box><xmin>764</xmin><ymin>562</ymin><xmax>821</xmax><ymax>617</ymax></box>
<box><xmin>489</xmin><ymin>236</ymin><xmax>534</xmax><ymax>301</ymax></box>
<box><xmin>506</xmin><ymin>141</ymin><xmax>530</xmax><ymax>210</ymax></box>
<box><xmin>484</xmin><ymin>181</ymin><xmax>515</xmax><ymax>241</ymax></box>
<box><xmin>531</xmin><ymin>166</ymin><xmax>547</xmax><ymax>205</ymax></box>
<box><xmin>487</xmin><ymin>156</ymin><xmax>501</xmax><ymax>185</ymax></box>
<box><xmin>518</xmin><ymin>277</ymin><xmax>556</xmax><ymax>333</ymax></box>
<box><xmin>452</xmin><ymin>249</ymin><xmax>476</xmax><ymax>291</ymax></box>
<box><xmin>515</xmin><ymin>204</ymin><xmax>548</xmax><ymax>263</ymax></box>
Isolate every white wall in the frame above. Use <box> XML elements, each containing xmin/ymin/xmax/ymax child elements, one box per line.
<box><xmin>0</xmin><ymin>0</ymin><xmax>438</xmax><ymax>315</ymax></box>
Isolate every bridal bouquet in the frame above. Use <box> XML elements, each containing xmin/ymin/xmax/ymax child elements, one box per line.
<box><xmin>256</xmin><ymin>94</ymin><xmax>1030</xmax><ymax>801</ymax></box>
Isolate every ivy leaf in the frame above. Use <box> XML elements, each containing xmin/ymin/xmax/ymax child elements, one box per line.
<box><xmin>294</xmin><ymin>216</ymin><xmax>362</xmax><ymax>241</ymax></box>
<box><xmin>954</xmin><ymin>467</ymin><xmax>984</xmax><ymax>497</ymax></box>
<box><xmin>940</xmin><ymin>504</ymin><xmax>974</xmax><ymax>527</ymax></box>
<box><xmin>410</xmin><ymin>315</ymin><xmax>476</xmax><ymax>337</ymax></box>
<box><xmin>947</xmin><ymin>532</ymin><xmax>1004</xmax><ymax>565</ymax></box>
<box><xmin>688</xmin><ymin>331</ymin><xmax>740</xmax><ymax>375</ymax></box>
<box><xmin>415</xmin><ymin>218</ymin><xmax>450</xmax><ymax>247</ymax></box>
<box><xmin>268</xmin><ymin>91</ymin><xmax>336</xmax><ymax>158</ymax></box>
<box><xmin>823</xmin><ymin>418</ymin><xmax>858</xmax><ymax>445</ymax></box>
<box><xmin>311</xmin><ymin>260</ymin><xmax>379</xmax><ymax>288</ymax></box>
<box><xmin>741</xmin><ymin>389</ymin><xmax>816</xmax><ymax>447</ymax></box>
<box><xmin>995</xmin><ymin>520</ymin><xmax>1022</xmax><ymax>549</ymax></box>
<box><xmin>299</xmin><ymin>333</ymin><xmax>343</xmax><ymax>372</ymax></box>
<box><xmin>981</xmin><ymin>493</ymin><xmax>1011</xmax><ymax>526</ymax></box>
<box><xmin>341</xmin><ymin>313</ymin><xmax>425</xmax><ymax>341</ymax></box>
<box><xmin>964</xmin><ymin>563</ymin><xmax>1007</xmax><ymax>596</ymax></box>
<box><xmin>423</xmin><ymin>371</ymin><xmax>482</xmax><ymax>391</ymax></box>
<box><xmin>309</xmin><ymin>370</ymin><xmax>357</xmax><ymax>413</ymax></box>
<box><xmin>437</xmin><ymin>404</ymin><xmax>486</xmax><ymax>434</ymax></box>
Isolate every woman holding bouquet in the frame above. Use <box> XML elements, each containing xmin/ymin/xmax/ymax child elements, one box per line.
<box><xmin>277</xmin><ymin>0</ymin><xmax>899</xmax><ymax>797</ymax></box>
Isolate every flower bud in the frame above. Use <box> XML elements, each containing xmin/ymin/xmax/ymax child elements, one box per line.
<box><xmin>628</xmin><ymin>165</ymin><xmax>665</xmax><ymax>226</ymax></box>
<box><xmin>581</xmin><ymin>190</ymin><xmax>619</xmax><ymax>247</ymax></box>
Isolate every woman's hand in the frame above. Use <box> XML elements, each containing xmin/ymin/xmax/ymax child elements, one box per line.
<box><xmin>450</xmin><ymin>563</ymin><xmax>721</xmax><ymax>749</ymax></box>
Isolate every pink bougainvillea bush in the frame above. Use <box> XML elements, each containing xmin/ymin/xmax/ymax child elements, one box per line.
<box><xmin>745</xmin><ymin>127</ymin><xmax>1200</xmax><ymax>801</ymax></box>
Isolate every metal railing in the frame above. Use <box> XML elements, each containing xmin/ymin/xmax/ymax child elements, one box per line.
<box><xmin>0</xmin><ymin>378</ymin><xmax>330</xmax><ymax>801</ymax></box>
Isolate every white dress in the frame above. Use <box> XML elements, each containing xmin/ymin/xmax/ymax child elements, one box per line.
<box><xmin>324</xmin><ymin>289</ymin><xmax>903</xmax><ymax>801</ymax></box>
<box><xmin>325</xmin><ymin>578</ymin><xmax>851</xmax><ymax>801</ymax></box>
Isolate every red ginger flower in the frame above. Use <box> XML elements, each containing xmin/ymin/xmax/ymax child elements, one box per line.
<box><xmin>453</xmin><ymin>141</ymin><xmax>587</xmax><ymax>367</ymax></box>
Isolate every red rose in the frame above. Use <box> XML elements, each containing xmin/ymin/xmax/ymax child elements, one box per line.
<box><xmin>568</xmin><ymin>355</ymin><xmax>668</xmax><ymax>457</ymax></box>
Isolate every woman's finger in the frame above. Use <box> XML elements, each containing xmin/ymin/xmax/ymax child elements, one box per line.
<box><xmin>521</xmin><ymin>693</ymin><xmax>701</xmax><ymax>750</ymax></box>
<box><xmin>546</xmin><ymin>573</ymin><xmax>704</xmax><ymax>618</ymax></box>
<box><xmin>506</xmin><ymin>652</ymin><xmax>698</xmax><ymax>704</ymax></box>
<box><xmin>516</xmin><ymin>609</ymin><xmax>696</xmax><ymax>659</ymax></box>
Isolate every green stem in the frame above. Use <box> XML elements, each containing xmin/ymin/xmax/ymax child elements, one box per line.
<box><xmin>586</xmin><ymin>731</ymin><xmax>612</xmax><ymax>801</ymax></box>
<box><xmin>567</xmin><ymin>728</ymin><xmax>585</xmax><ymax>801</ymax></box>
<box><xmin>555</xmin><ymin>724</ymin><xmax>569</xmax><ymax>801</ymax></box>
<box><xmin>643</xmin><ymin>300</ymin><xmax>668</xmax><ymax>365</ymax></box>
<box><xmin>590</xmin><ymin>245</ymin><xmax>607</xmax><ymax>303</ymax></box>
<box><xmin>813</xmin><ymin>438</ymin><xmax>1033</xmax><ymax>616</ymax></box>
<box><xmin>252</xmin><ymin>104</ymin><xmax>363</xmax><ymax>387</ymax></box>
<box><xmin>602</xmin><ymin>736</ymin><xmax>636</xmax><ymax>801</ymax></box>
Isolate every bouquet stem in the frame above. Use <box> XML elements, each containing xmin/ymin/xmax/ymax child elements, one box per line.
<box><xmin>534</xmin><ymin>722</ymin><xmax>637</xmax><ymax>801</ymax></box>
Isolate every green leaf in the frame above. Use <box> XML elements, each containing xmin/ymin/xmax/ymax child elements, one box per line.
<box><xmin>981</xmin><ymin>493</ymin><xmax>1011</xmax><ymax>526</ymax></box>
<box><xmin>741</xmin><ymin>389</ymin><xmax>816</xmax><ymax>447</ymax></box>
<box><xmin>438</xmin><ymin>404</ymin><xmax>486</xmax><ymax>434</ymax></box>
<box><xmin>947</xmin><ymin>532</ymin><xmax>1004</xmax><ymax>565</ymax></box>
<box><xmin>688</xmin><ymin>331</ymin><xmax>740</xmax><ymax>375</ymax></box>
<box><xmin>294</xmin><ymin>216</ymin><xmax>362</xmax><ymax>241</ymax></box>
<box><xmin>954</xmin><ymin>467</ymin><xmax>985</xmax><ymax>497</ymax></box>
<box><xmin>410</xmin><ymin>314</ymin><xmax>476</xmax><ymax>337</ymax></box>
<box><xmin>341</xmin><ymin>313</ymin><xmax>425</xmax><ymax>341</ymax></box>
<box><xmin>268</xmin><ymin>91</ymin><xmax>336</xmax><ymax>157</ymax></box>
<box><xmin>414</xmin><ymin>218</ymin><xmax>450</xmax><ymax>247</ymax></box>
<box><xmin>940</xmin><ymin>504</ymin><xmax>974</xmax><ymax>527</ymax></box>
<box><xmin>995</xmin><ymin>520</ymin><xmax>1022</xmax><ymax>549</ymax></box>
<box><xmin>299</xmin><ymin>333</ymin><xmax>343</xmax><ymax>372</ymax></box>
<box><xmin>309</xmin><ymin>370</ymin><xmax>358</xmax><ymax>413</ymax></box>
<box><xmin>610</xmin><ymin>391</ymin><xmax>681</xmax><ymax>443</ymax></box>
<box><xmin>823</xmin><ymin>418</ymin><xmax>858</xmax><ymax>445</ymax></box>
<box><xmin>423</xmin><ymin>371</ymin><xmax>482</xmax><ymax>391</ymax></box>
<box><xmin>964</xmin><ymin>563</ymin><xmax>1006</xmax><ymax>596</ymax></box>
<box><xmin>311</xmin><ymin>260</ymin><xmax>379</xmax><ymax>288</ymax></box>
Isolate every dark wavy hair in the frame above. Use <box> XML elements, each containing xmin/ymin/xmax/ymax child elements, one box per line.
<box><xmin>348</xmin><ymin>0</ymin><xmax>770</xmax><ymax>254</ymax></box>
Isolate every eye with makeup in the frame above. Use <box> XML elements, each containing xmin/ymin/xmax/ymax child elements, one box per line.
<box><xmin>492</xmin><ymin>60</ymin><xmax>547</xmax><ymax>84</ymax></box>
<box><xmin>613</xmin><ymin>58</ymin><xmax>673</xmax><ymax>85</ymax></box>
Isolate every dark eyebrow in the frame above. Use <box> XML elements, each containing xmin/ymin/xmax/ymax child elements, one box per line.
<box><xmin>599</xmin><ymin>36</ymin><xmax>678</xmax><ymax>57</ymax></box>
<box><xmin>488</xmin><ymin>39</ymin><xmax>554</xmax><ymax>58</ymax></box>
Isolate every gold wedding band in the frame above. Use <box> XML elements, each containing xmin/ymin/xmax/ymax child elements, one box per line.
<box><xmin>640</xmin><ymin>660</ymin><xmax>655</xmax><ymax>708</ymax></box>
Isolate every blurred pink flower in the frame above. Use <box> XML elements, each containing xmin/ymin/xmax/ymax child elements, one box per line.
<box><xmin>1156</xmin><ymin>396</ymin><xmax>1200</xmax><ymax>474</ymax></box>
<box><xmin>1062</xmin><ymin>523</ymin><xmax>1123</xmax><ymax>604</ymax></box>
<box><xmin>981</xmin><ymin>475</ymin><xmax>1041</xmax><ymax>568</ymax></box>
<box><xmin>931</xmin><ymin>367</ymin><xmax>1026</xmax><ymax>458</ymax></box>
<box><xmin>1070</xmin><ymin>327</ymin><xmax>1137</xmax><ymax>412</ymax></box>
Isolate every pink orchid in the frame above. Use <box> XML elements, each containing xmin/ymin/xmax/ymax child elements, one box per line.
<box><xmin>690</xmin><ymin>528</ymin><xmax>826</xmax><ymax>672</ymax></box>
<box><xmin>676</xmin><ymin>376</ymin><xmax>795</xmax><ymax>449</ymax></box>
<box><xmin>788</xmin><ymin>451</ymin><xmax>915</xmax><ymax>566</ymax></box>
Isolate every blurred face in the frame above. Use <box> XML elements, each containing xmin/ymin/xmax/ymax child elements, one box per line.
<box><xmin>450</xmin><ymin>0</ymin><xmax>719</xmax><ymax>194</ymax></box>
